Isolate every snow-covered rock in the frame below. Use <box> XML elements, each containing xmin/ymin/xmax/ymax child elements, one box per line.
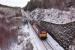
<box><xmin>30</xmin><ymin>8</ymin><xmax>75</xmax><ymax>24</ymax></box>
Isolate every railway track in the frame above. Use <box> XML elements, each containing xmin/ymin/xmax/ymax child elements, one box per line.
<box><xmin>27</xmin><ymin>22</ymin><xmax>64</xmax><ymax>50</ymax></box>
<box><xmin>31</xmin><ymin>23</ymin><xmax>53</xmax><ymax>50</ymax></box>
<box><xmin>21</xmin><ymin>9</ymin><xmax>51</xmax><ymax>50</ymax></box>
<box><xmin>42</xmin><ymin>40</ymin><xmax>53</xmax><ymax>50</ymax></box>
<box><xmin>21</xmin><ymin>9</ymin><xmax>64</xmax><ymax>50</ymax></box>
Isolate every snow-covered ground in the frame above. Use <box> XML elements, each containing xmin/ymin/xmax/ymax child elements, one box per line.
<box><xmin>30</xmin><ymin>8</ymin><xmax>75</xmax><ymax>24</ymax></box>
<box><xmin>12</xmin><ymin>22</ymin><xmax>64</xmax><ymax>50</ymax></box>
<box><xmin>11</xmin><ymin>9</ymin><xmax>64</xmax><ymax>50</ymax></box>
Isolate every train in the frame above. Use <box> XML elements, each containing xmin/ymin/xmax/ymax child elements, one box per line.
<box><xmin>32</xmin><ymin>23</ymin><xmax>47</xmax><ymax>40</ymax></box>
<box><xmin>39</xmin><ymin>31</ymin><xmax>47</xmax><ymax>40</ymax></box>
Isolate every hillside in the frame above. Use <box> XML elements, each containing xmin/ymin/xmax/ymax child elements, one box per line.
<box><xmin>24</xmin><ymin>0</ymin><xmax>75</xmax><ymax>11</ymax></box>
<box><xmin>0</xmin><ymin>4</ymin><xmax>23</xmax><ymax>50</ymax></box>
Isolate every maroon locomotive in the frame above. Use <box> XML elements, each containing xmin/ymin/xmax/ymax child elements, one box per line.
<box><xmin>32</xmin><ymin>23</ymin><xmax>47</xmax><ymax>40</ymax></box>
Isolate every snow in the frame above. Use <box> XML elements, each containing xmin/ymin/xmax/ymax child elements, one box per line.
<box><xmin>28</xmin><ymin>22</ymin><xmax>64</xmax><ymax>50</ymax></box>
<box><xmin>10</xmin><ymin>23</ymin><xmax>45</xmax><ymax>50</ymax></box>
<box><xmin>9</xmin><ymin>9</ymin><xmax>65</xmax><ymax>50</ymax></box>
<box><xmin>30</xmin><ymin>8</ymin><xmax>75</xmax><ymax>24</ymax></box>
<box><xmin>28</xmin><ymin>23</ymin><xmax>47</xmax><ymax>50</ymax></box>
<box><xmin>47</xmin><ymin>33</ymin><xmax>64</xmax><ymax>50</ymax></box>
<box><xmin>9</xmin><ymin>22</ymin><xmax>64</xmax><ymax>50</ymax></box>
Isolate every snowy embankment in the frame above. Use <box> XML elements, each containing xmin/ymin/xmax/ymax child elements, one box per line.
<box><xmin>17</xmin><ymin>22</ymin><xmax>64</xmax><ymax>50</ymax></box>
<box><xmin>30</xmin><ymin>8</ymin><xmax>75</xmax><ymax>24</ymax></box>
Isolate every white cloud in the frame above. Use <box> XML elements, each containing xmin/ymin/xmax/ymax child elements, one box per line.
<box><xmin>0</xmin><ymin>0</ymin><xmax>30</xmax><ymax>8</ymax></box>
